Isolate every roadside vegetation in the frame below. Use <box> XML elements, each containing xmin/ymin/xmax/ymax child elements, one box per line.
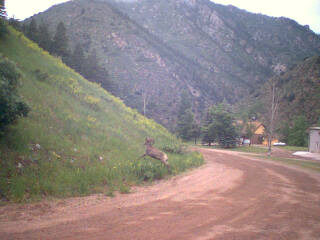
<box><xmin>228</xmin><ymin>146</ymin><xmax>268</xmax><ymax>154</ymax></box>
<box><xmin>0</xmin><ymin>28</ymin><xmax>203</xmax><ymax>202</ymax></box>
<box><xmin>258</xmin><ymin>156</ymin><xmax>320</xmax><ymax>173</ymax></box>
<box><xmin>274</xmin><ymin>146</ymin><xmax>308</xmax><ymax>152</ymax></box>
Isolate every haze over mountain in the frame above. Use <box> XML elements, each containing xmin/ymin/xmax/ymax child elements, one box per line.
<box><xmin>30</xmin><ymin>0</ymin><xmax>320</xmax><ymax>128</ymax></box>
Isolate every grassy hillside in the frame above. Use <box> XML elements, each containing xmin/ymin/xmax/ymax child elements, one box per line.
<box><xmin>0</xmin><ymin>28</ymin><xmax>203</xmax><ymax>202</ymax></box>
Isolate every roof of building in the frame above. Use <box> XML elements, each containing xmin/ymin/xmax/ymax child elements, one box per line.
<box><xmin>238</xmin><ymin>120</ymin><xmax>265</xmax><ymax>135</ymax></box>
<box><xmin>309</xmin><ymin>127</ymin><xmax>320</xmax><ymax>130</ymax></box>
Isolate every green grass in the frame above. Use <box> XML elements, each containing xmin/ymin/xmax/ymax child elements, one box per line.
<box><xmin>274</xmin><ymin>146</ymin><xmax>308</xmax><ymax>152</ymax></box>
<box><xmin>258</xmin><ymin>156</ymin><xmax>320</xmax><ymax>173</ymax></box>
<box><xmin>228</xmin><ymin>146</ymin><xmax>268</xmax><ymax>154</ymax></box>
<box><xmin>0</xmin><ymin>28</ymin><xmax>204</xmax><ymax>202</ymax></box>
<box><xmin>198</xmin><ymin>144</ymin><xmax>268</xmax><ymax>154</ymax></box>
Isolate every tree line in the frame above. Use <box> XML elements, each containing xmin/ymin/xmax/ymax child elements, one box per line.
<box><xmin>10</xmin><ymin>18</ymin><xmax>117</xmax><ymax>94</ymax></box>
<box><xmin>176</xmin><ymin>86</ymin><xmax>314</xmax><ymax>148</ymax></box>
<box><xmin>175</xmin><ymin>92</ymin><xmax>238</xmax><ymax>148</ymax></box>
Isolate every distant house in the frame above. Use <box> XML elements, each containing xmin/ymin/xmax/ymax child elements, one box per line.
<box><xmin>239</xmin><ymin>120</ymin><xmax>278</xmax><ymax>145</ymax></box>
<box><xmin>309</xmin><ymin>127</ymin><xmax>320</xmax><ymax>153</ymax></box>
<box><xmin>250</xmin><ymin>121</ymin><xmax>265</xmax><ymax>144</ymax></box>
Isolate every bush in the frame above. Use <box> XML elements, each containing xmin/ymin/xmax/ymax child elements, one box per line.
<box><xmin>0</xmin><ymin>19</ymin><xmax>8</xmax><ymax>38</ymax></box>
<box><xmin>0</xmin><ymin>56</ymin><xmax>30</xmax><ymax>135</ymax></box>
<box><xmin>34</xmin><ymin>69</ymin><xmax>49</xmax><ymax>81</ymax></box>
<box><xmin>161</xmin><ymin>144</ymin><xmax>183</xmax><ymax>154</ymax></box>
<box><xmin>287</xmin><ymin>116</ymin><xmax>308</xmax><ymax>147</ymax></box>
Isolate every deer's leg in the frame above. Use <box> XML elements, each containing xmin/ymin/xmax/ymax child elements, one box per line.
<box><xmin>136</xmin><ymin>154</ymin><xmax>146</xmax><ymax>161</ymax></box>
<box><xmin>160</xmin><ymin>159</ymin><xmax>171</xmax><ymax>173</ymax></box>
<box><xmin>165</xmin><ymin>163</ymin><xmax>172</xmax><ymax>173</ymax></box>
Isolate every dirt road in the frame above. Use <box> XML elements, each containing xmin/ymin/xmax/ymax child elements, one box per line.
<box><xmin>1</xmin><ymin>148</ymin><xmax>320</xmax><ymax>239</ymax></box>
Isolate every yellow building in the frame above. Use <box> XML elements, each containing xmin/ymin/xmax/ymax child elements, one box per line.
<box><xmin>240</xmin><ymin>121</ymin><xmax>278</xmax><ymax>145</ymax></box>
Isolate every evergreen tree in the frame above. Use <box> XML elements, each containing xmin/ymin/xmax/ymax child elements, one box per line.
<box><xmin>38</xmin><ymin>22</ymin><xmax>52</xmax><ymax>51</ymax></box>
<box><xmin>52</xmin><ymin>22</ymin><xmax>69</xmax><ymax>61</ymax></box>
<box><xmin>202</xmin><ymin>104</ymin><xmax>237</xmax><ymax>148</ymax></box>
<box><xmin>0</xmin><ymin>0</ymin><xmax>6</xmax><ymax>19</ymax></box>
<box><xmin>0</xmin><ymin>0</ymin><xmax>8</xmax><ymax>38</ymax></box>
<box><xmin>84</xmin><ymin>48</ymin><xmax>99</xmax><ymax>80</ymax></box>
<box><xmin>287</xmin><ymin>116</ymin><xmax>308</xmax><ymax>147</ymax></box>
<box><xmin>177</xmin><ymin>91</ymin><xmax>192</xmax><ymax>117</ymax></box>
<box><xmin>190</xmin><ymin>122</ymin><xmax>201</xmax><ymax>144</ymax></box>
<box><xmin>84</xmin><ymin>49</ymin><xmax>116</xmax><ymax>93</ymax></box>
<box><xmin>21</xmin><ymin>22</ymin><xmax>28</xmax><ymax>35</ymax></box>
<box><xmin>176</xmin><ymin>109</ymin><xmax>194</xmax><ymax>140</ymax></box>
<box><xmin>279</xmin><ymin>120</ymin><xmax>290</xmax><ymax>143</ymax></box>
<box><xmin>27</xmin><ymin>18</ymin><xmax>39</xmax><ymax>42</ymax></box>
<box><xmin>245</xmin><ymin>122</ymin><xmax>255</xmax><ymax>146</ymax></box>
<box><xmin>201</xmin><ymin>108</ymin><xmax>215</xmax><ymax>146</ymax></box>
<box><xmin>70</xmin><ymin>43</ymin><xmax>86</xmax><ymax>75</ymax></box>
<box><xmin>176</xmin><ymin>92</ymin><xmax>194</xmax><ymax>140</ymax></box>
<box><xmin>8</xmin><ymin>18</ymin><xmax>21</xmax><ymax>31</ymax></box>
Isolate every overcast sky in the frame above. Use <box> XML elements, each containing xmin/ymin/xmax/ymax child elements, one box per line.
<box><xmin>6</xmin><ymin>0</ymin><xmax>320</xmax><ymax>33</ymax></box>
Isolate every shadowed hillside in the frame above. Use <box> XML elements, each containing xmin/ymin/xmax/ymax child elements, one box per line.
<box><xmin>275</xmin><ymin>56</ymin><xmax>320</xmax><ymax>124</ymax></box>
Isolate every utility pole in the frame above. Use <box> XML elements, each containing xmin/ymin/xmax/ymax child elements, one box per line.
<box><xmin>267</xmin><ymin>78</ymin><xmax>280</xmax><ymax>156</ymax></box>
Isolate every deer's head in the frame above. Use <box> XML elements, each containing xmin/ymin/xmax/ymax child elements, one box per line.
<box><xmin>144</xmin><ymin>137</ymin><xmax>155</xmax><ymax>146</ymax></box>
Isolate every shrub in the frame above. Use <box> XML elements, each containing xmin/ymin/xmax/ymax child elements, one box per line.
<box><xmin>0</xmin><ymin>19</ymin><xmax>8</xmax><ymax>39</ymax></box>
<box><xmin>0</xmin><ymin>56</ymin><xmax>30</xmax><ymax>135</ymax></box>
<box><xmin>34</xmin><ymin>69</ymin><xmax>49</xmax><ymax>81</ymax></box>
<box><xmin>287</xmin><ymin>116</ymin><xmax>308</xmax><ymax>147</ymax></box>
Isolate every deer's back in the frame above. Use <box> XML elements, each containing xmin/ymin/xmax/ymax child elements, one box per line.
<box><xmin>146</xmin><ymin>146</ymin><xmax>167</xmax><ymax>161</ymax></box>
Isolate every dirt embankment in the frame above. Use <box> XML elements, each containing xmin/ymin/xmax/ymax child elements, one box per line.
<box><xmin>1</xmin><ymin>148</ymin><xmax>320</xmax><ymax>240</ymax></box>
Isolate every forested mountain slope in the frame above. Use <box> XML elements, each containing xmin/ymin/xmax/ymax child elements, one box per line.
<box><xmin>276</xmin><ymin>56</ymin><xmax>320</xmax><ymax>124</ymax></box>
<box><xmin>30</xmin><ymin>0</ymin><xmax>320</xmax><ymax>127</ymax></box>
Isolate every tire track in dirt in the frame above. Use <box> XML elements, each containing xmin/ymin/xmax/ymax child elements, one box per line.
<box><xmin>1</xmin><ymin>148</ymin><xmax>320</xmax><ymax>240</ymax></box>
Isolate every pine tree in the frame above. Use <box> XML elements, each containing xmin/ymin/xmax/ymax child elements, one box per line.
<box><xmin>84</xmin><ymin>49</ymin><xmax>115</xmax><ymax>93</ymax></box>
<box><xmin>27</xmin><ymin>18</ymin><xmax>39</xmax><ymax>42</ymax></box>
<box><xmin>201</xmin><ymin>104</ymin><xmax>237</xmax><ymax>148</ymax></box>
<box><xmin>70</xmin><ymin>43</ymin><xmax>86</xmax><ymax>75</ymax></box>
<box><xmin>0</xmin><ymin>0</ymin><xmax>6</xmax><ymax>19</ymax></box>
<box><xmin>8</xmin><ymin>18</ymin><xmax>21</xmax><ymax>31</ymax></box>
<box><xmin>201</xmin><ymin>107</ymin><xmax>216</xmax><ymax>146</ymax></box>
<box><xmin>51</xmin><ymin>22</ymin><xmax>69</xmax><ymax>61</ymax></box>
<box><xmin>21</xmin><ymin>22</ymin><xmax>28</xmax><ymax>34</ymax></box>
<box><xmin>38</xmin><ymin>22</ymin><xmax>52</xmax><ymax>52</ymax></box>
<box><xmin>176</xmin><ymin>92</ymin><xmax>194</xmax><ymax>140</ymax></box>
<box><xmin>191</xmin><ymin>122</ymin><xmax>201</xmax><ymax>144</ymax></box>
<box><xmin>84</xmin><ymin>49</ymin><xmax>99</xmax><ymax>80</ymax></box>
<box><xmin>177</xmin><ymin>91</ymin><xmax>192</xmax><ymax>117</ymax></box>
<box><xmin>287</xmin><ymin>116</ymin><xmax>308</xmax><ymax>147</ymax></box>
<box><xmin>0</xmin><ymin>0</ymin><xmax>8</xmax><ymax>38</ymax></box>
<box><xmin>176</xmin><ymin>109</ymin><xmax>194</xmax><ymax>140</ymax></box>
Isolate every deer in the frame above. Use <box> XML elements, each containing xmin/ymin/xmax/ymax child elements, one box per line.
<box><xmin>137</xmin><ymin>138</ymin><xmax>171</xmax><ymax>172</ymax></box>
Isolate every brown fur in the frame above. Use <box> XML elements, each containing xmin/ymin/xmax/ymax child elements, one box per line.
<box><xmin>137</xmin><ymin>138</ymin><xmax>171</xmax><ymax>171</ymax></box>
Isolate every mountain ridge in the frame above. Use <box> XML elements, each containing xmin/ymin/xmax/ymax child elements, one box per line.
<box><xmin>29</xmin><ymin>0</ymin><xmax>320</xmax><ymax>127</ymax></box>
